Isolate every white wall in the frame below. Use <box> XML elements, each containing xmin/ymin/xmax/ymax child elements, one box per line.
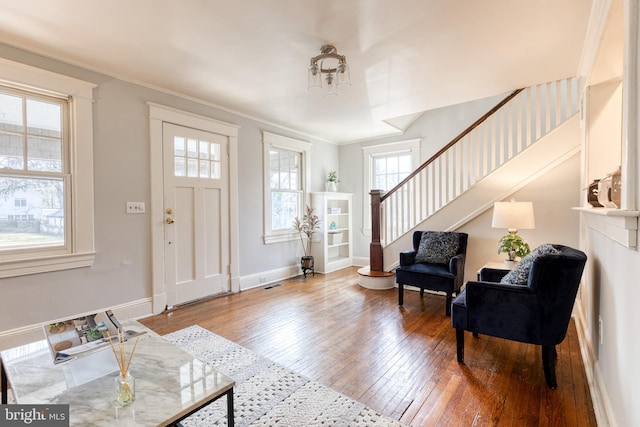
<box><xmin>571</xmin><ymin>1</ymin><xmax>640</xmax><ymax>424</ymax></box>
<box><xmin>340</xmin><ymin>93</ymin><xmax>580</xmax><ymax>267</ymax></box>
<box><xmin>578</xmin><ymin>215</ymin><xmax>640</xmax><ymax>427</ymax></box>
<box><xmin>340</xmin><ymin>94</ymin><xmax>507</xmax><ymax>260</ymax></box>
<box><xmin>0</xmin><ymin>43</ymin><xmax>337</xmax><ymax>346</ymax></box>
<box><xmin>458</xmin><ymin>154</ymin><xmax>580</xmax><ymax>281</ymax></box>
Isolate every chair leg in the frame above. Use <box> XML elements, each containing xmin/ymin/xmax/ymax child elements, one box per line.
<box><xmin>398</xmin><ymin>284</ymin><xmax>404</xmax><ymax>306</ymax></box>
<box><xmin>542</xmin><ymin>345</ymin><xmax>558</xmax><ymax>389</ymax></box>
<box><xmin>445</xmin><ymin>293</ymin><xmax>452</xmax><ymax>316</ymax></box>
<box><xmin>456</xmin><ymin>329</ymin><xmax>465</xmax><ymax>363</ymax></box>
<box><xmin>419</xmin><ymin>288</ymin><xmax>424</xmax><ymax>297</ymax></box>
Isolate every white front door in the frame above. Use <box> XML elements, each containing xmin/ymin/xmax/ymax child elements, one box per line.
<box><xmin>163</xmin><ymin>122</ymin><xmax>230</xmax><ymax>306</ymax></box>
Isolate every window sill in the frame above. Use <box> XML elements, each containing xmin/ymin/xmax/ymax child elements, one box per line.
<box><xmin>573</xmin><ymin>207</ymin><xmax>640</xmax><ymax>248</ymax></box>
<box><xmin>263</xmin><ymin>232</ymin><xmax>298</xmax><ymax>245</ymax></box>
<box><xmin>0</xmin><ymin>252</ymin><xmax>96</xmax><ymax>279</ymax></box>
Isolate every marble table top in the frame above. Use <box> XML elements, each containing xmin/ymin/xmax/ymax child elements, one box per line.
<box><xmin>1</xmin><ymin>320</ymin><xmax>235</xmax><ymax>426</ymax></box>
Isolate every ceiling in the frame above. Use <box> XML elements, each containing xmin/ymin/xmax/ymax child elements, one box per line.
<box><xmin>0</xmin><ymin>1</ymin><xmax>593</xmax><ymax>144</ymax></box>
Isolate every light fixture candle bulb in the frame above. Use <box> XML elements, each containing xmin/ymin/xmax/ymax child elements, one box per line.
<box><xmin>307</xmin><ymin>63</ymin><xmax>322</xmax><ymax>91</ymax></box>
<box><xmin>336</xmin><ymin>60</ymin><xmax>350</xmax><ymax>87</ymax></box>
<box><xmin>325</xmin><ymin>73</ymin><xmax>337</xmax><ymax>95</ymax></box>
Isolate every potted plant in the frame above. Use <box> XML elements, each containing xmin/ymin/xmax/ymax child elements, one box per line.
<box><xmin>293</xmin><ymin>205</ymin><xmax>321</xmax><ymax>276</ymax></box>
<box><xmin>497</xmin><ymin>234</ymin><xmax>531</xmax><ymax>267</ymax></box>
<box><xmin>326</xmin><ymin>171</ymin><xmax>340</xmax><ymax>192</ymax></box>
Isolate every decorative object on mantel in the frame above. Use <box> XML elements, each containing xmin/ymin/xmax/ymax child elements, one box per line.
<box><xmin>326</xmin><ymin>170</ymin><xmax>340</xmax><ymax>192</ymax></box>
<box><xmin>106</xmin><ymin>329</ymin><xmax>140</xmax><ymax>407</ymax></box>
<box><xmin>596</xmin><ymin>166</ymin><xmax>622</xmax><ymax>208</ymax></box>
<box><xmin>292</xmin><ymin>205</ymin><xmax>321</xmax><ymax>277</ymax></box>
<box><xmin>307</xmin><ymin>45</ymin><xmax>350</xmax><ymax>95</ymax></box>
<box><xmin>492</xmin><ymin>200</ymin><xmax>535</xmax><ymax>267</ymax></box>
<box><xmin>586</xmin><ymin>179</ymin><xmax>603</xmax><ymax>207</ymax></box>
<box><xmin>598</xmin><ymin>174</ymin><xmax>616</xmax><ymax>208</ymax></box>
<box><xmin>611</xmin><ymin>166</ymin><xmax>622</xmax><ymax>207</ymax></box>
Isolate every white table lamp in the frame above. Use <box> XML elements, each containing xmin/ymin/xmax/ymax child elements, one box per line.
<box><xmin>491</xmin><ymin>200</ymin><xmax>535</xmax><ymax>235</ymax></box>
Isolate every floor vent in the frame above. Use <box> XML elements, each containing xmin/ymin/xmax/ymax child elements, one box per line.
<box><xmin>263</xmin><ymin>284</ymin><xmax>281</xmax><ymax>290</ymax></box>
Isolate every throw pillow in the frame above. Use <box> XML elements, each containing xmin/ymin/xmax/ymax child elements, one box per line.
<box><xmin>414</xmin><ymin>231</ymin><xmax>460</xmax><ymax>264</ymax></box>
<box><xmin>500</xmin><ymin>243</ymin><xmax>560</xmax><ymax>285</ymax></box>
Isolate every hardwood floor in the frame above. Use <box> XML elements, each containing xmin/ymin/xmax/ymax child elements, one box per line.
<box><xmin>140</xmin><ymin>267</ymin><xmax>597</xmax><ymax>426</ymax></box>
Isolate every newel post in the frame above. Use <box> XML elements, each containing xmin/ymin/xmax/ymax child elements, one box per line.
<box><xmin>370</xmin><ymin>190</ymin><xmax>384</xmax><ymax>272</ymax></box>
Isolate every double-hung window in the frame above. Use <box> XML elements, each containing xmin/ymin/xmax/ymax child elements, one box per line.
<box><xmin>362</xmin><ymin>139</ymin><xmax>420</xmax><ymax>236</ymax></box>
<box><xmin>262</xmin><ymin>132</ymin><xmax>311</xmax><ymax>244</ymax></box>
<box><xmin>0</xmin><ymin>87</ymin><xmax>68</xmax><ymax>251</ymax></box>
<box><xmin>0</xmin><ymin>58</ymin><xmax>96</xmax><ymax>277</ymax></box>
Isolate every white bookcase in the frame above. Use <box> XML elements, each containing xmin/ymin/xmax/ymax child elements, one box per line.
<box><xmin>311</xmin><ymin>192</ymin><xmax>353</xmax><ymax>273</ymax></box>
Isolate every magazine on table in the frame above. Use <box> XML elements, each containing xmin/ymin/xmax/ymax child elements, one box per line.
<box><xmin>43</xmin><ymin>310</ymin><xmax>144</xmax><ymax>364</ymax></box>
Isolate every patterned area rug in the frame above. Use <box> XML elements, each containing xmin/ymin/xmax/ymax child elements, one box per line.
<box><xmin>166</xmin><ymin>325</ymin><xmax>407</xmax><ymax>427</ymax></box>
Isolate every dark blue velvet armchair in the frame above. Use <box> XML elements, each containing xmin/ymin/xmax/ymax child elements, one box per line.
<box><xmin>451</xmin><ymin>244</ymin><xmax>587</xmax><ymax>389</ymax></box>
<box><xmin>396</xmin><ymin>231</ymin><xmax>468</xmax><ymax>316</ymax></box>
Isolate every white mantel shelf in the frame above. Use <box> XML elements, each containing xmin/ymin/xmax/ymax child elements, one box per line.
<box><xmin>573</xmin><ymin>207</ymin><xmax>640</xmax><ymax>248</ymax></box>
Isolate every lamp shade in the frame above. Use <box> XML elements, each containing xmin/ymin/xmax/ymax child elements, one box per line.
<box><xmin>491</xmin><ymin>201</ymin><xmax>535</xmax><ymax>231</ymax></box>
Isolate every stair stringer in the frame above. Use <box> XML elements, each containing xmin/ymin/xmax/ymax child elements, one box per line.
<box><xmin>382</xmin><ymin>113</ymin><xmax>581</xmax><ymax>272</ymax></box>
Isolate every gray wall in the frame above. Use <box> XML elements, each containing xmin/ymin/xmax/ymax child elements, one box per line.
<box><xmin>0</xmin><ymin>44</ymin><xmax>337</xmax><ymax>336</ymax></box>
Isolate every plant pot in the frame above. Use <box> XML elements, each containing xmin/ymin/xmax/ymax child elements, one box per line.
<box><xmin>301</xmin><ymin>256</ymin><xmax>314</xmax><ymax>269</ymax></box>
<box><xmin>503</xmin><ymin>260</ymin><xmax>517</xmax><ymax>268</ymax></box>
<box><xmin>327</xmin><ymin>181</ymin><xmax>337</xmax><ymax>192</ymax></box>
<box><xmin>301</xmin><ymin>256</ymin><xmax>314</xmax><ymax>277</ymax></box>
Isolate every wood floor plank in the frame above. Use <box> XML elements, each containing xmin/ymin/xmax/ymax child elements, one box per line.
<box><xmin>139</xmin><ymin>267</ymin><xmax>597</xmax><ymax>426</ymax></box>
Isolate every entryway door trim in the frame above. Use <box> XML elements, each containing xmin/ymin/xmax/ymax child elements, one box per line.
<box><xmin>148</xmin><ymin>103</ymin><xmax>241</xmax><ymax>314</ymax></box>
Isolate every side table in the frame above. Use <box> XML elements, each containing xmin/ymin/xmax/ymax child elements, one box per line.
<box><xmin>477</xmin><ymin>261</ymin><xmax>513</xmax><ymax>281</ymax></box>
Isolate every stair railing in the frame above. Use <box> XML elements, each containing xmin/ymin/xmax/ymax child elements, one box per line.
<box><xmin>369</xmin><ymin>77</ymin><xmax>578</xmax><ymax>272</ymax></box>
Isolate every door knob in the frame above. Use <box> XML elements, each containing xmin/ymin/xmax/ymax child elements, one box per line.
<box><xmin>166</xmin><ymin>217</ymin><xmax>175</xmax><ymax>224</ymax></box>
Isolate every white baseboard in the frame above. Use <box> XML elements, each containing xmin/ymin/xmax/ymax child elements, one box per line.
<box><xmin>351</xmin><ymin>256</ymin><xmax>368</xmax><ymax>267</ymax></box>
<box><xmin>239</xmin><ymin>264</ymin><xmax>301</xmax><ymax>291</ymax></box>
<box><xmin>574</xmin><ymin>304</ymin><xmax>616</xmax><ymax>426</ymax></box>
<box><xmin>0</xmin><ymin>298</ymin><xmax>153</xmax><ymax>351</ymax></box>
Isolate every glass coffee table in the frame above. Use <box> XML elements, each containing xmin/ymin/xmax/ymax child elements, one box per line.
<box><xmin>1</xmin><ymin>320</ymin><xmax>234</xmax><ymax>426</ymax></box>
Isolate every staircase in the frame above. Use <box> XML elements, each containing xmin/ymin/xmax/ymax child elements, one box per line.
<box><xmin>362</xmin><ymin>77</ymin><xmax>580</xmax><ymax>285</ymax></box>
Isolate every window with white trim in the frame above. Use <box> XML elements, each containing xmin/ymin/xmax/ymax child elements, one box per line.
<box><xmin>0</xmin><ymin>87</ymin><xmax>68</xmax><ymax>251</ymax></box>
<box><xmin>362</xmin><ymin>139</ymin><xmax>420</xmax><ymax>236</ymax></box>
<box><xmin>0</xmin><ymin>58</ymin><xmax>96</xmax><ymax>278</ymax></box>
<box><xmin>262</xmin><ymin>132</ymin><xmax>312</xmax><ymax>244</ymax></box>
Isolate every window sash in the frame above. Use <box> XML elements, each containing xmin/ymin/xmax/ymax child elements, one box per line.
<box><xmin>0</xmin><ymin>57</ymin><xmax>96</xmax><ymax>277</ymax></box>
<box><xmin>262</xmin><ymin>132</ymin><xmax>311</xmax><ymax>244</ymax></box>
<box><xmin>0</xmin><ymin>86</ymin><xmax>70</xmax><ymax>256</ymax></box>
<box><xmin>361</xmin><ymin>139</ymin><xmax>420</xmax><ymax>237</ymax></box>
<box><xmin>372</xmin><ymin>152</ymin><xmax>413</xmax><ymax>192</ymax></box>
<box><xmin>271</xmin><ymin>189</ymin><xmax>302</xmax><ymax>232</ymax></box>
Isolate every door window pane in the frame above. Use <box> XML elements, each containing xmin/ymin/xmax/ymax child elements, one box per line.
<box><xmin>173</xmin><ymin>136</ymin><xmax>221</xmax><ymax>179</ymax></box>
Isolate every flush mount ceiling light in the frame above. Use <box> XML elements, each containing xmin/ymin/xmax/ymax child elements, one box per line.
<box><xmin>308</xmin><ymin>44</ymin><xmax>350</xmax><ymax>95</ymax></box>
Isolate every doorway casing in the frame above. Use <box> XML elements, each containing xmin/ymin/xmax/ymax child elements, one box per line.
<box><xmin>148</xmin><ymin>103</ymin><xmax>240</xmax><ymax>314</ymax></box>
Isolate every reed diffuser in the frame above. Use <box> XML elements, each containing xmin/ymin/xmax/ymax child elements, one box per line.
<box><xmin>106</xmin><ymin>329</ymin><xmax>140</xmax><ymax>406</ymax></box>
